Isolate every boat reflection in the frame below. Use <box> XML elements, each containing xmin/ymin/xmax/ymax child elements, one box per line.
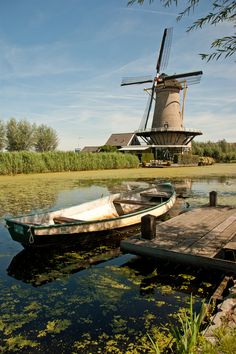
<box><xmin>7</xmin><ymin>242</ymin><xmax>121</xmax><ymax>287</ymax></box>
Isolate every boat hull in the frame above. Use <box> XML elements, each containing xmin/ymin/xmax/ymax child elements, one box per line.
<box><xmin>5</xmin><ymin>183</ymin><xmax>176</xmax><ymax>248</ymax></box>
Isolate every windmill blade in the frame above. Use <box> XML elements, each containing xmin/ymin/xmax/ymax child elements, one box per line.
<box><xmin>156</xmin><ymin>27</ymin><xmax>173</xmax><ymax>74</ymax></box>
<box><xmin>121</xmin><ymin>75</ymin><xmax>153</xmax><ymax>86</ymax></box>
<box><xmin>139</xmin><ymin>94</ymin><xmax>152</xmax><ymax>130</ymax></box>
<box><xmin>161</xmin><ymin>70</ymin><xmax>203</xmax><ymax>82</ymax></box>
<box><xmin>178</xmin><ymin>76</ymin><xmax>202</xmax><ymax>86</ymax></box>
<box><xmin>143</xmin><ymin>85</ymin><xmax>155</xmax><ymax>130</ymax></box>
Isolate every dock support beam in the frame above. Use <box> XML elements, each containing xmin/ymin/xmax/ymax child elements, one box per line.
<box><xmin>209</xmin><ymin>191</ymin><xmax>217</xmax><ymax>207</ymax></box>
<box><xmin>141</xmin><ymin>214</ymin><xmax>156</xmax><ymax>240</ymax></box>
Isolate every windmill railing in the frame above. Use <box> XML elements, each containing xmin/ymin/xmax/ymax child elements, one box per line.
<box><xmin>135</xmin><ymin>127</ymin><xmax>202</xmax><ymax>133</ymax></box>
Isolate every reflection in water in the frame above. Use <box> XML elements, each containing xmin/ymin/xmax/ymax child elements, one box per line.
<box><xmin>7</xmin><ymin>244</ymin><xmax>121</xmax><ymax>287</ymax></box>
<box><xmin>132</xmin><ymin>258</ymin><xmax>222</xmax><ymax>298</ymax></box>
<box><xmin>1</xmin><ymin>175</ymin><xmax>235</xmax><ymax>219</ymax></box>
<box><xmin>186</xmin><ymin>178</ymin><xmax>236</xmax><ymax>207</ymax></box>
<box><xmin>4</xmin><ymin>248</ymin><xmax>223</xmax><ymax>353</ymax></box>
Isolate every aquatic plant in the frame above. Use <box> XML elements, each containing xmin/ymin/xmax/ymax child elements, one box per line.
<box><xmin>199</xmin><ymin>325</ymin><xmax>236</xmax><ymax>354</ymax></box>
<box><xmin>37</xmin><ymin>319</ymin><xmax>71</xmax><ymax>337</ymax></box>
<box><xmin>147</xmin><ymin>333</ymin><xmax>161</xmax><ymax>354</ymax></box>
<box><xmin>147</xmin><ymin>296</ymin><xmax>207</xmax><ymax>353</ymax></box>
<box><xmin>169</xmin><ymin>295</ymin><xmax>206</xmax><ymax>354</ymax></box>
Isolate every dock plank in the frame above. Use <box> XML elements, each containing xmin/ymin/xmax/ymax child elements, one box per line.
<box><xmin>121</xmin><ymin>207</ymin><xmax>236</xmax><ymax>273</ymax></box>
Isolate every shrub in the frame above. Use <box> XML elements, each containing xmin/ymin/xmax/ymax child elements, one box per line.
<box><xmin>141</xmin><ymin>152</ymin><xmax>154</xmax><ymax>165</ymax></box>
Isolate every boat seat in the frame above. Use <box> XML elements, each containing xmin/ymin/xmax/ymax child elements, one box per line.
<box><xmin>113</xmin><ymin>199</ymin><xmax>156</xmax><ymax>206</ymax></box>
<box><xmin>53</xmin><ymin>216</ymin><xmax>84</xmax><ymax>224</ymax></box>
<box><xmin>140</xmin><ymin>192</ymin><xmax>169</xmax><ymax>198</ymax></box>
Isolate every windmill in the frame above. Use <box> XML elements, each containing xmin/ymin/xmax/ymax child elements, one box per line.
<box><xmin>121</xmin><ymin>28</ymin><xmax>203</xmax><ymax>158</ymax></box>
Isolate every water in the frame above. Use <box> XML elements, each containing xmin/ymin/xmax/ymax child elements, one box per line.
<box><xmin>0</xmin><ymin>176</ymin><xmax>235</xmax><ymax>353</ymax></box>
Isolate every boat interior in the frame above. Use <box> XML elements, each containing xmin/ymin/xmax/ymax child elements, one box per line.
<box><xmin>53</xmin><ymin>189</ymin><xmax>171</xmax><ymax>224</ymax></box>
<box><xmin>10</xmin><ymin>186</ymin><xmax>172</xmax><ymax>226</ymax></box>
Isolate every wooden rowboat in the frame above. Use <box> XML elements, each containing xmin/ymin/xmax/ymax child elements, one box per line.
<box><xmin>5</xmin><ymin>182</ymin><xmax>176</xmax><ymax>248</ymax></box>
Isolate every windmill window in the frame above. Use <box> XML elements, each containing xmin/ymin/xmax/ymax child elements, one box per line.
<box><xmin>164</xmin><ymin>123</ymin><xmax>169</xmax><ymax>129</ymax></box>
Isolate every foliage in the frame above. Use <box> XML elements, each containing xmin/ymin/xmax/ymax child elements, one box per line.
<box><xmin>141</xmin><ymin>152</ymin><xmax>154</xmax><ymax>164</ymax></box>
<box><xmin>148</xmin><ymin>297</ymin><xmax>236</xmax><ymax>354</ymax></box>
<box><xmin>169</xmin><ymin>296</ymin><xmax>206</xmax><ymax>353</ymax></box>
<box><xmin>3</xmin><ymin>118</ymin><xmax>58</xmax><ymax>152</ymax></box>
<box><xmin>37</xmin><ymin>319</ymin><xmax>71</xmax><ymax>337</ymax></box>
<box><xmin>99</xmin><ymin>145</ymin><xmax>118</xmax><ymax>152</ymax></box>
<box><xmin>0</xmin><ymin>151</ymin><xmax>139</xmax><ymax>175</ymax></box>
<box><xmin>6</xmin><ymin>118</ymin><xmax>36</xmax><ymax>151</ymax></box>
<box><xmin>34</xmin><ymin>124</ymin><xmax>58</xmax><ymax>152</ymax></box>
<box><xmin>3</xmin><ymin>335</ymin><xmax>39</xmax><ymax>352</ymax></box>
<box><xmin>147</xmin><ymin>332</ymin><xmax>161</xmax><ymax>353</ymax></box>
<box><xmin>127</xmin><ymin>0</ymin><xmax>236</xmax><ymax>61</ymax></box>
<box><xmin>173</xmin><ymin>153</ymin><xmax>200</xmax><ymax>165</ymax></box>
<box><xmin>199</xmin><ymin>326</ymin><xmax>236</xmax><ymax>354</ymax></box>
<box><xmin>192</xmin><ymin>139</ymin><xmax>236</xmax><ymax>162</ymax></box>
<box><xmin>0</xmin><ymin>120</ymin><xmax>6</xmax><ymax>151</ymax></box>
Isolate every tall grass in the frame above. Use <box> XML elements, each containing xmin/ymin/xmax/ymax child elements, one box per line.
<box><xmin>148</xmin><ymin>296</ymin><xmax>206</xmax><ymax>354</ymax></box>
<box><xmin>170</xmin><ymin>296</ymin><xmax>206</xmax><ymax>354</ymax></box>
<box><xmin>0</xmin><ymin>151</ymin><xmax>140</xmax><ymax>175</ymax></box>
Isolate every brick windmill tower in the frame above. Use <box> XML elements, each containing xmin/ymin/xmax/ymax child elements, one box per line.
<box><xmin>121</xmin><ymin>28</ymin><xmax>203</xmax><ymax>159</ymax></box>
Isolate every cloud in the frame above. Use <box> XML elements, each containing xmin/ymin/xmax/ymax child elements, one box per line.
<box><xmin>0</xmin><ymin>39</ymin><xmax>90</xmax><ymax>79</ymax></box>
<box><xmin>186</xmin><ymin>111</ymin><xmax>235</xmax><ymax>142</ymax></box>
<box><xmin>123</xmin><ymin>6</ymin><xmax>178</xmax><ymax>17</ymax></box>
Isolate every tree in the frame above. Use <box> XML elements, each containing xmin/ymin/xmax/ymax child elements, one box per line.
<box><xmin>128</xmin><ymin>0</ymin><xmax>236</xmax><ymax>61</ymax></box>
<box><xmin>6</xmin><ymin>118</ymin><xmax>36</xmax><ymax>151</ymax></box>
<box><xmin>0</xmin><ymin>120</ymin><xmax>6</xmax><ymax>150</ymax></box>
<box><xmin>218</xmin><ymin>138</ymin><xmax>229</xmax><ymax>153</ymax></box>
<box><xmin>99</xmin><ymin>145</ymin><xmax>117</xmax><ymax>152</ymax></box>
<box><xmin>34</xmin><ymin>124</ymin><xmax>58</xmax><ymax>152</ymax></box>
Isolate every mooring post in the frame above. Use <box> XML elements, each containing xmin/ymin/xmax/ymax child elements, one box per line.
<box><xmin>141</xmin><ymin>214</ymin><xmax>156</xmax><ymax>240</ymax></box>
<box><xmin>209</xmin><ymin>191</ymin><xmax>217</xmax><ymax>207</ymax></box>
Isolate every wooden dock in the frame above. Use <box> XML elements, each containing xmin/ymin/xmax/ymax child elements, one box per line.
<box><xmin>121</xmin><ymin>206</ymin><xmax>236</xmax><ymax>274</ymax></box>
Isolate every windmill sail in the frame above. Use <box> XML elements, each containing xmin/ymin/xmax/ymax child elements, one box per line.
<box><xmin>160</xmin><ymin>70</ymin><xmax>203</xmax><ymax>82</ymax></box>
<box><xmin>121</xmin><ymin>75</ymin><xmax>153</xmax><ymax>86</ymax></box>
<box><xmin>156</xmin><ymin>27</ymin><xmax>173</xmax><ymax>74</ymax></box>
<box><xmin>139</xmin><ymin>94</ymin><xmax>153</xmax><ymax>130</ymax></box>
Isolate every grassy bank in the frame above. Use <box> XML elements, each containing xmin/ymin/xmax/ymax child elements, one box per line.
<box><xmin>0</xmin><ymin>163</ymin><xmax>235</xmax><ymax>184</ymax></box>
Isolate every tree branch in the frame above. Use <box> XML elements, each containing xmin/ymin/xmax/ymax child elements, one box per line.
<box><xmin>127</xmin><ymin>0</ymin><xmax>236</xmax><ymax>61</ymax></box>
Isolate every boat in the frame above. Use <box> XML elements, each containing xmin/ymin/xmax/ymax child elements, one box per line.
<box><xmin>5</xmin><ymin>182</ymin><xmax>176</xmax><ymax>248</ymax></box>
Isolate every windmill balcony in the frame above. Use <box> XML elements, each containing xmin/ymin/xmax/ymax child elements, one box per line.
<box><xmin>135</xmin><ymin>127</ymin><xmax>202</xmax><ymax>134</ymax></box>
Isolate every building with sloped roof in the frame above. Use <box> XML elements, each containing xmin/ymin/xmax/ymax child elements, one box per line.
<box><xmin>81</xmin><ymin>146</ymin><xmax>101</xmax><ymax>153</ymax></box>
<box><xmin>105</xmin><ymin>133</ymin><xmax>140</xmax><ymax>148</ymax></box>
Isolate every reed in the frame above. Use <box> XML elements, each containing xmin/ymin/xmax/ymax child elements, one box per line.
<box><xmin>0</xmin><ymin>151</ymin><xmax>139</xmax><ymax>175</ymax></box>
<box><xmin>147</xmin><ymin>333</ymin><xmax>161</xmax><ymax>354</ymax></box>
<box><xmin>170</xmin><ymin>296</ymin><xmax>206</xmax><ymax>354</ymax></box>
<box><xmin>147</xmin><ymin>296</ymin><xmax>206</xmax><ymax>354</ymax></box>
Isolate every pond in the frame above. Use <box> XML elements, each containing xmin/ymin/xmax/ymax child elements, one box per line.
<box><xmin>0</xmin><ymin>175</ymin><xmax>236</xmax><ymax>353</ymax></box>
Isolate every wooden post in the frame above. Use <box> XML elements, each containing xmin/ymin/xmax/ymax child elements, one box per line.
<box><xmin>209</xmin><ymin>191</ymin><xmax>217</xmax><ymax>207</ymax></box>
<box><xmin>141</xmin><ymin>214</ymin><xmax>156</xmax><ymax>240</ymax></box>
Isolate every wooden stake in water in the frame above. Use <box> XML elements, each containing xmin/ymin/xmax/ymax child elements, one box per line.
<box><xmin>141</xmin><ymin>214</ymin><xmax>156</xmax><ymax>240</ymax></box>
<box><xmin>209</xmin><ymin>191</ymin><xmax>217</xmax><ymax>207</ymax></box>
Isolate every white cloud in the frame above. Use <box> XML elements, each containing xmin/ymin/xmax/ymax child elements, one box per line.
<box><xmin>0</xmin><ymin>39</ymin><xmax>90</xmax><ymax>79</ymax></box>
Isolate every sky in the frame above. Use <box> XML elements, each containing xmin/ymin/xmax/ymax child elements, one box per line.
<box><xmin>0</xmin><ymin>0</ymin><xmax>235</xmax><ymax>151</ymax></box>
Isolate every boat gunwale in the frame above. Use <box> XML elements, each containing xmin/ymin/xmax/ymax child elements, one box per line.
<box><xmin>5</xmin><ymin>183</ymin><xmax>176</xmax><ymax>230</ymax></box>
